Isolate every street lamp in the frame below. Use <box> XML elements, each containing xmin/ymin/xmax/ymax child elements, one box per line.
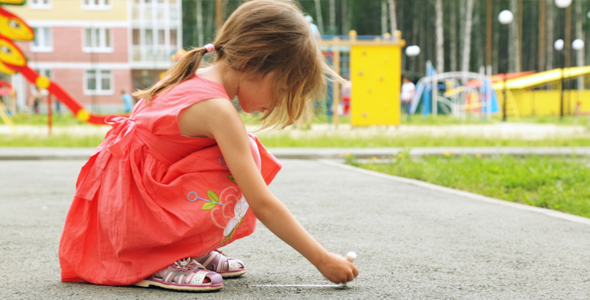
<box><xmin>498</xmin><ymin>10</ymin><xmax>513</xmax><ymax>122</ymax></box>
<box><xmin>554</xmin><ymin>0</ymin><xmax>572</xmax><ymax>119</ymax></box>
<box><xmin>572</xmin><ymin>39</ymin><xmax>585</xmax><ymax>104</ymax></box>
<box><xmin>555</xmin><ymin>0</ymin><xmax>572</xmax><ymax>8</ymax></box>
<box><xmin>405</xmin><ymin>45</ymin><xmax>421</xmax><ymax>57</ymax></box>
<box><xmin>572</xmin><ymin>39</ymin><xmax>585</xmax><ymax>51</ymax></box>
<box><xmin>404</xmin><ymin>45</ymin><xmax>420</xmax><ymax>116</ymax></box>
<box><xmin>554</xmin><ymin>39</ymin><xmax>566</xmax><ymax>119</ymax></box>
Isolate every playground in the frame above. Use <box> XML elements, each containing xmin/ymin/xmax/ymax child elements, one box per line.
<box><xmin>1</xmin><ymin>2</ymin><xmax>589</xmax><ymax>131</ymax></box>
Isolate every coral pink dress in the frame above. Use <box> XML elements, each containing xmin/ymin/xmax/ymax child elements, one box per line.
<box><xmin>59</xmin><ymin>75</ymin><xmax>282</xmax><ymax>286</ymax></box>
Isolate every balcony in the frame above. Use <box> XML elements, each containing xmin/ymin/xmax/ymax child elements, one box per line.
<box><xmin>131</xmin><ymin>3</ymin><xmax>180</xmax><ymax>23</ymax></box>
<box><xmin>131</xmin><ymin>45</ymin><xmax>178</xmax><ymax>69</ymax></box>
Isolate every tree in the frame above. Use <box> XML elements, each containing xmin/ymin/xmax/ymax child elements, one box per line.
<box><xmin>314</xmin><ymin>0</ymin><xmax>324</xmax><ymax>33</ymax></box>
<box><xmin>538</xmin><ymin>0</ymin><xmax>546</xmax><ymax>72</ymax></box>
<box><xmin>461</xmin><ymin>0</ymin><xmax>474</xmax><ymax>73</ymax></box>
<box><xmin>328</xmin><ymin>0</ymin><xmax>336</xmax><ymax>35</ymax></box>
<box><xmin>388</xmin><ymin>0</ymin><xmax>397</xmax><ymax>34</ymax></box>
<box><xmin>574</xmin><ymin>0</ymin><xmax>584</xmax><ymax>89</ymax></box>
<box><xmin>449</xmin><ymin>0</ymin><xmax>457</xmax><ymax>71</ymax></box>
<box><xmin>509</xmin><ymin>0</ymin><xmax>521</xmax><ymax>72</ymax></box>
<box><xmin>546</xmin><ymin>0</ymin><xmax>554</xmax><ymax>71</ymax></box>
<box><xmin>381</xmin><ymin>0</ymin><xmax>387</xmax><ymax>35</ymax></box>
<box><xmin>435</xmin><ymin>0</ymin><xmax>444</xmax><ymax>74</ymax></box>
<box><xmin>196</xmin><ymin>0</ymin><xmax>204</xmax><ymax>46</ymax></box>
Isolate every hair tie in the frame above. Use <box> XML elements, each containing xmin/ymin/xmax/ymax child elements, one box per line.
<box><xmin>204</xmin><ymin>43</ymin><xmax>216</xmax><ymax>54</ymax></box>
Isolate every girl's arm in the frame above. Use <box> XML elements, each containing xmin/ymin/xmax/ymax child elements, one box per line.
<box><xmin>179</xmin><ymin>99</ymin><xmax>359</xmax><ymax>284</ymax></box>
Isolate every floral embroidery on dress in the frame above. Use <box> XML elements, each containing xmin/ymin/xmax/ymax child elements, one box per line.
<box><xmin>187</xmin><ymin>191</ymin><xmax>224</xmax><ymax>210</ymax></box>
<box><xmin>220</xmin><ymin>196</ymin><xmax>248</xmax><ymax>244</ymax></box>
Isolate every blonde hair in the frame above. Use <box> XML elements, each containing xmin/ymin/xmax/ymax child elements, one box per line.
<box><xmin>133</xmin><ymin>0</ymin><xmax>340</xmax><ymax>129</ymax></box>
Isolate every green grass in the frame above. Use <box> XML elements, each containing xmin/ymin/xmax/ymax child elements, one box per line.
<box><xmin>0</xmin><ymin>134</ymin><xmax>104</xmax><ymax>147</ymax></box>
<box><xmin>403</xmin><ymin>115</ymin><xmax>590</xmax><ymax>126</ymax></box>
<box><xmin>257</xmin><ymin>134</ymin><xmax>590</xmax><ymax>148</ymax></box>
<box><xmin>239</xmin><ymin>112</ymin><xmax>351</xmax><ymax>126</ymax></box>
<box><xmin>10</xmin><ymin>113</ymin><xmax>91</xmax><ymax>126</ymax></box>
<box><xmin>3</xmin><ymin>112</ymin><xmax>590</xmax><ymax>148</ymax></box>
<box><xmin>7</xmin><ymin>111</ymin><xmax>589</xmax><ymax>127</ymax></box>
<box><xmin>1</xmin><ymin>132</ymin><xmax>589</xmax><ymax>148</ymax></box>
<box><xmin>350</xmin><ymin>154</ymin><xmax>590</xmax><ymax>218</ymax></box>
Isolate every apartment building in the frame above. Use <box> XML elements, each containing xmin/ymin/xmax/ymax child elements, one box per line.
<box><xmin>9</xmin><ymin>0</ymin><xmax>182</xmax><ymax>114</ymax></box>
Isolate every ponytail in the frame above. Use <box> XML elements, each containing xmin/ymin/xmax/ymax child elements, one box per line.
<box><xmin>133</xmin><ymin>47</ymin><xmax>208</xmax><ymax>104</ymax></box>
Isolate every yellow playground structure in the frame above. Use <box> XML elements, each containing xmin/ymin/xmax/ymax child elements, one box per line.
<box><xmin>494</xmin><ymin>67</ymin><xmax>590</xmax><ymax>116</ymax></box>
<box><xmin>318</xmin><ymin>31</ymin><xmax>405</xmax><ymax>127</ymax></box>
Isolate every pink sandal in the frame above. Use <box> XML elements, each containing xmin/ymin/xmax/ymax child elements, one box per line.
<box><xmin>195</xmin><ymin>250</ymin><xmax>247</xmax><ymax>278</ymax></box>
<box><xmin>134</xmin><ymin>257</ymin><xmax>223</xmax><ymax>291</ymax></box>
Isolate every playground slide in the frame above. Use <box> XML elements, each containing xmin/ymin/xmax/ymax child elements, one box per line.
<box><xmin>409</xmin><ymin>83</ymin><xmax>425</xmax><ymax>115</ymax></box>
<box><xmin>0</xmin><ymin>6</ymin><xmax>109</xmax><ymax>125</ymax></box>
<box><xmin>16</xmin><ymin>65</ymin><xmax>108</xmax><ymax>124</ymax></box>
<box><xmin>492</xmin><ymin>66</ymin><xmax>590</xmax><ymax>90</ymax></box>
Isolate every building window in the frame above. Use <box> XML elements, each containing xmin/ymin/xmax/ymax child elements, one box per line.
<box><xmin>29</xmin><ymin>0</ymin><xmax>51</xmax><ymax>9</ymax></box>
<box><xmin>82</xmin><ymin>0</ymin><xmax>111</xmax><ymax>10</ymax></box>
<box><xmin>85</xmin><ymin>70</ymin><xmax>113</xmax><ymax>95</ymax></box>
<box><xmin>32</xmin><ymin>27</ymin><xmax>52</xmax><ymax>52</ymax></box>
<box><xmin>83</xmin><ymin>28</ymin><xmax>112</xmax><ymax>52</ymax></box>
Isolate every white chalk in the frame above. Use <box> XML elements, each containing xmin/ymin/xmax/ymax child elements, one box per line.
<box><xmin>346</xmin><ymin>251</ymin><xmax>357</xmax><ymax>263</ymax></box>
<box><xmin>251</xmin><ymin>284</ymin><xmax>343</xmax><ymax>288</ymax></box>
<box><xmin>342</xmin><ymin>251</ymin><xmax>357</xmax><ymax>287</ymax></box>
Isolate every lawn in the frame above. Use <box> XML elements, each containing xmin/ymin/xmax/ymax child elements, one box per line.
<box><xmin>7</xmin><ymin>111</ymin><xmax>589</xmax><ymax>127</ymax></box>
<box><xmin>257</xmin><ymin>134</ymin><xmax>590</xmax><ymax>148</ymax></box>
<box><xmin>0</xmin><ymin>134</ymin><xmax>105</xmax><ymax>147</ymax></box>
<box><xmin>2</xmin><ymin>132</ymin><xmax>589</xmax><ymax>148</ymax></box>
<box><xmin>10</xmin><ymin>112</ymin><xmax>92</xmax><ymax>126</ymax></box>
<box><xmin>350</xmin><ymin>154</ymin><xmax>590</xmax><ymax>218</ymax></box>
<box><xmin>2</xmin><ymin>112</ymin><xmax>590</xmax><ymax>148</ymax></box>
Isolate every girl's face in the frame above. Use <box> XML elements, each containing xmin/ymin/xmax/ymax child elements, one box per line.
<box><xmin>237</xmin><ymin>72</ymin><xmax>284</xmax><ymax>113</ymax></box>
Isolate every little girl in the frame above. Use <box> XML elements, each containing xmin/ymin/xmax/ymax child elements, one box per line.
<box><xmin>59</xmin><ymin>0</ymin><xmax>358</xmax><ymax>292</ymax></box>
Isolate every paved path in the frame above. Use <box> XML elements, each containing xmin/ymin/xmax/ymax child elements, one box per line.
<box><xmin>1</xmin><ymin>159</ymin><xmax>589</xmax><ymax>299</ymax></box>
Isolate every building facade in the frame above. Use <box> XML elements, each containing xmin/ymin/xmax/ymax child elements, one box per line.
<box><xmin>9</xmin><ymin>0</ymin><xmax>181</xmax><ymax>114</ymax></box>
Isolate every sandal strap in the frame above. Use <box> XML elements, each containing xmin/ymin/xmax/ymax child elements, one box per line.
<box><xmin>201</xmin><ymin>251</ymin><xmax>220</xmax><ymax>269</ymax></box>
<box><xmin>189</xmin><ymin>271</ymin><xmax>210</xmax><ymax>285</ymax></box>
<box><xmin>155</xmin><ymin>258</ymin><xmax>219</xmax><ymax>285</ymax></box>
<box><xmin>196</xmin><ymin>250</ymin><xmax>245</xmax><ymax>273</ymax></box>
<box><xmin>227</xmin><ymin>259</ymin><xmax>242</xmax><ymax>271</ymax></box>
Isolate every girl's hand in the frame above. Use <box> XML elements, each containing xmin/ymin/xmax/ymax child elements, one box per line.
<box><xmin>315</xmin><ymin>251</ymin><xmax>359</xmax><ymax>284</ymax></box>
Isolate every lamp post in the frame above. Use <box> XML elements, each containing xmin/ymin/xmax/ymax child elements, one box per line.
<box><xmin>554</xmin><ymin>0</ymin><xmax>571</xmax><ymax>9</ymax></box>
<box><xmin>498</xmin><ymin>10</ymin><xmax>513</xmax><ymax>122</ymax></box>
<box><xmin>554</xmin><ymin>0</ymin><xmax>571</xmax><ymax>120</ymax></box>
<box><xmin>405</xmin><ymin>45</ymin><xmax>421</xmax><ymax>74</ymax></box>
<box><xmin>572</xmin><ymin>39</ymin><xmax>585</xmax><ymax>51</ymax></box>
<box><xmin>554</xmin><ymin>39</ymin><xmax>566</xmax><ymax>119</ymax></box>
<box><xmin>572</xmin><ymin>39</ymin><xmax>585</xmax><ymax>109</ymax></box>
<box><xmin>404</xmin><ymin>45</ymin><xmax>420</xmax><ymax>117</ymax></box>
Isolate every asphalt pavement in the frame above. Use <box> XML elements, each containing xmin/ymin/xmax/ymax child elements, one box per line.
<box><xmin>1</xmin><ymin>158</ymin><xmax>589</xmax><ymax>300</ymax></box>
